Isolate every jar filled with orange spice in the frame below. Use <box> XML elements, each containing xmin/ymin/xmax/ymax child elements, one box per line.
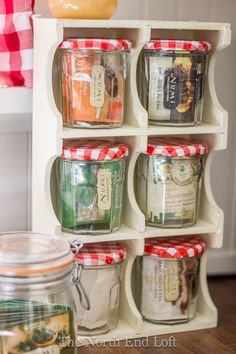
<box><xmin>59</xmin><ymin>38</ymin><xmax>131</xmax><ymax>128</ymax></box>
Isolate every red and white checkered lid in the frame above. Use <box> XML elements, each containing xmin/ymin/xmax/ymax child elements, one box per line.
<box><xmin>144</xmin><ymin>40</ymin><xmax>211</xmax><ymax>52</ymax></box>
<box><xmin>76</xmin><ymin>242</ymin><xmax>127</xmax><ymax>266</ymax></box>
<box><xmin>145</xmin><ymin>236</ymin><xmax>206</xmax><ymax>259</ymax></box>
<box><xmin>59</xmin><ymin>38</ymin><xmax>132</xmax><ymax>51</ymax></box>
<box><xmin>146</xmin><ymin>138</ymin><xmax>208</xmax><ymax>157</ymax></box>
<box><xmin>61</xmin><ymin>140</ymin><xmax>129</xmax><ymax>161</ymax></box>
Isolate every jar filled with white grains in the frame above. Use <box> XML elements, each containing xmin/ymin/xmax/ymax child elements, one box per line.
<box><xmin>73</xmin><ymin>242</ymin><xmax>127</xmax><ymax>335</ymax></box>
<box><xmin>139</xmin><ymin>236</ymin><xmax>206</xmax><ymax>324</ymax></box>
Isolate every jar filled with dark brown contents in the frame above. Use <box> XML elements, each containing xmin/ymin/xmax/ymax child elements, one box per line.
<box><xmin>139</xmin><ymin>236</ymin><xmax>206</xmax><ymax>324</ymax></box>
<box><xmin>139</xmin><ymin>40</ymin><xmax>211</xmax><ymax>126</ymax></box>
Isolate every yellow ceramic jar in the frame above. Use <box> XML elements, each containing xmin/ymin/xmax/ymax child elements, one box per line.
<box><xmin>48</xmin><ymin>0</ymin><xmax>118</xmax><ymax>19</ymax></box>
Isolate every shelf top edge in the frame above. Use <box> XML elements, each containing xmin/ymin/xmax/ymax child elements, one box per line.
<box><xmin>33</xmin><ymin>16</ymin><xmax>230</xmax><ymax>31</ymax></box>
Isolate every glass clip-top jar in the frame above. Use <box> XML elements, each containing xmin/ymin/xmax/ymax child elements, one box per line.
<box><xmin>0</xmin><ymin>233</ymin><xmax>88</xmax><ymax>354</ymax></box>
<box><xmin>139</xmin><ymin>236</ymin><xmax>206</xmax><ymax>324</ymax></box>
<box><xmin>139</xmin><ymin>40</ymin><xmax>211</xmax><ymax>126</ymax></box>
<box><xmin>137</xmin><ymin>138</ymin><xmax>208</xmax><ymax>228</ymax></box>
<box><xmin>59</xmin><ymin>38</ymin><xmax>131</xmax><ymax>129</ymax></box>
<box><xmin>57</xmin><ymin>140</ymin><xmax>129</xmax><ymax>234</ymax></box>
<box><xmin>73</xmin><ymin>241</ymin><xmax>127</xmax><ymax>335</ymax></box>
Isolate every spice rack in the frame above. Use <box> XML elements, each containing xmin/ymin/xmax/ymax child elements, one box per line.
<box><xmin>32</xmin><ymin>17</ymin><xmax>231</xmax><ymax>345</ymax></box>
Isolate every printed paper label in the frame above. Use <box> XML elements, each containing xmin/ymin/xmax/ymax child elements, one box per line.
<box><xmin>147</xmin><ymin>159</ymin><xmax>197</xmax><ymax>223</ymax></box>
<box><xmin>164</xmin><ymin>262</ymin><xmax>180</xmax><ymax>302</ymax></box>
<box><xmin>148</xmin><ymin>56</ymin><xmax>172</xmax><ymax>120</ymax></box>
<box><xmin>97</xmin><ymin>169</ymin><xmax>112</xmax><ymax>210</ymax></box>
<box><xmin>0</xmin><ymin>303</ymin><xmax>74</xmax><ymax>354</ymax></box>
<box><xmin>141</xmin><ymin>257</ymin><xmax>188</xmax><ymax>321</ymax></box>
<box><xmin>90</xmin><ymin>65</ymin><xmax>105</xmax><ymax>108</ymax></box>
<box><xmin>24</xmin><ymin>345</ymin><xmax>60</xmax><ymax>354</ymax></box>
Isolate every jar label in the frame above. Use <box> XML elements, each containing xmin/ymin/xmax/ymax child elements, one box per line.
<box><xmin>172</xmin><ymin>160</ymin><xmax>194</xmax><ymax>186</ymax></box>
<box><xmin>164</xmin><ymin>262</ymin><xmax>180</xmax><ymax>302</ymax></box>
<box><xmin>23</xmin><ymin>345</ymin><xmax>60</xmax><ymax>354</ymax></box>
<box><xmin>148</xmin><ymin>54</ymin><xmax>206</xmax><ymax>123</ymax></box>
<box><xmin>97</xmin><ymin>169</ymin><xmax>112</xmax><ymax>210</ymax></box>
<box><xmin>0</xmin><ymin>300</ymin><xmax>75</xmax><ymax>354</ymax></box>
<box><xmin>141</xmin><ymin>257</ymin><xmax>190</xmax><ymax>321</ymax></box>
<box><xmin>90</xmin><ymin>65</ymin><xmax>105</xmax><ymax>108</ymax></box>
<box><xmin>147</xmin><ymin>159</ymin><xmax>197</xmax><ymax>224</ymax></box>
<box><xmin>148</xmin><ymin>56</ymin><xmax>172</xmax><ymax>120</ymax></box>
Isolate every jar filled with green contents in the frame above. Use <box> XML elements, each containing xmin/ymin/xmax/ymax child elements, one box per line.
<box><xmin>57</xmin><ymin>140</ymin><xmax>129</xmax><ymax>234</ymax></box>
<box><xmin>0</xmin><ymin>233</ymin><xmax>85</xmax><ymax>354</ymax></box>
<box><xmin>137</xmin><ymin>138</ymin><xmax>208</xmax><ymax>228</ymax></box>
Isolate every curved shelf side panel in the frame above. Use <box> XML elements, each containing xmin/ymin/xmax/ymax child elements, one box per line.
<box><xmin>199</xmin><ymin>151</ymin><xmax>224</xmax><ymax>248</ymax></box>
<box><xmin>119</xmin><ymin>254</ymin><xmax>143</xmax><ymax>333</ymax></box>
<box><xmin>118</xmin><ymin>136</ymin><xmax>147</xmax><ymax>232</ymax></box>
<box><xmin>125</xmin><ymin>25</ymin><xmax>151</xmax><ymax>128</ymax></box>
<box><xmin>197</xmin><ymin>253</ymin><xmax>218</xmax><ymax>323</ymax></box>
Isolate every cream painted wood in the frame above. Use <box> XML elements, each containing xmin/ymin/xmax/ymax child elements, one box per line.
<box><xmin>34</xmin><ymin>0</ymin><xmax>236</xmax><ymax>275</ymax></box>
<box><xmin>32</xmin><ymin>17</ymin><xmax>230</xmax><ymax>342</ymax></box>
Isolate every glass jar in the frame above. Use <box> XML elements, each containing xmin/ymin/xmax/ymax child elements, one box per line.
<box><xmin>0</xmin><ymin>233</ymin><xmax>83</xmax><ymax>354</ymax></box>
<box><xmin>139</xmin><ymin>236</ymin><xmax>205</xmax><ymax>324</ymax></box>
<box><xmin>137</xmin><ymin>138</ymin><xmax>208</xmax><ymax>228</ymax></box>
<box><xmin>57</xmin><ymin>140</ymin><xmax>129</xmax><ymax>234</ymax></box>
<box><xmin>139</xmin><ymin>40</ymin><xmax>211</xmax><ymax>126</ymax></box>
<box><xmin>59</xmin><ymin>38</ymin><xmax>131</xmax><ymax>128</ymax></box>
<box><xmin>48</xmin><ymin>0</ymin><xmax>118</xmax><ymax>19</ymax></box>
<box><xmin>73</xmin><ymin>242</ymin><xmax>126</xmax><ymax>335</ymax></box>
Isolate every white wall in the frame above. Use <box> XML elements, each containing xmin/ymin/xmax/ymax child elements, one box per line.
<box><xmin>1</xmin><ymin>0</ymin><xmax>235</xmax><ymax>273</ymax></box>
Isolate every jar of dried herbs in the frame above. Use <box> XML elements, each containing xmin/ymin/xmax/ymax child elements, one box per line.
<box><xmin>0</xmin><ymin>233</ymin><xmax>86</xmax><ymax>354</ymax></box>
<box><xmin>139</xmin><ymin>40</ymin><xmax>211</xmax><ymax>126</ymax></box>
<box><xmin>57</xmin><ymin>140</ymin><xmax>129</xmax><ymax>234</ymax></box>
<box><xmin>137</xmin><ymin>138</ymin><xmax>208</xmax><ymax>228</ymax></box>
<box><xmin>139</xmin><ymin>236</ymin><xmax>206</xmax><ymax>324</ymax></box>
<box><xmin>59</xmin><ymin>38</ymin><xmax>131</xmax><ymax>128</ymax></box>
<box><xmin>73</xmin><ymin>242</ymin><xmax>126</xmax><ymax>335</ymax></box>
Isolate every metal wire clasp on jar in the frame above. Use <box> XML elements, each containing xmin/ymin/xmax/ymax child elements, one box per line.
<box><xmin>137</xmin><ymin>137</ymin><xmax>208</xmax><ymax>228</ymax></box>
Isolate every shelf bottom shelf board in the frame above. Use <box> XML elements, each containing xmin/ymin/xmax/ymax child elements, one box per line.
<box><xmin>60</xmin><ymin>224</ymin><xmax>138</xmax><ymax>243</ymax></box>
<box><xmin>77</xmin><ymin>312</ymin><xmax>217</xmax><ymax>346</ymax></box>
<box><xmin>144</xmin><ymin>218</ymin><xmax>218</xmax><ymax>238</ymax></box>
<box><xmin>59</xmin><ymin>219</ymin><xmax>218</xmax><ymax>244</ymax></box>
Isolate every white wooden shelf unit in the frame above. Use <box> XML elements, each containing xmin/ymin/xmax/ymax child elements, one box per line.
<box><xmin>32</xmin><ymin>18</ymin><xmax>231</xmax><ymax>345</ymax></box>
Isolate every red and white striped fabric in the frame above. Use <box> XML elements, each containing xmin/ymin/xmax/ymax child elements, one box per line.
<box><xmin>0</xmin><ymin>0</ymin><xmax>34</xmax><ymax>87</ymax></box>
<box><xmin>61</xmin><ymin>140</ymin><xmax>129</xmax><ymax>161</ymax></box>
<box><xmin>145</xmin><ymin>236</ymin><xmax>206</xmax><ymax>259</ymax></box>
<box><xmin>144</xmin><ymin>40</ymin><xmax>211</xmax><ymax>52</ymax></box>
<box><xmin>77</xmin><ymin>242</ymin><xmax>127</xmax><ymax>266</ymax></box>
<box><xmin>146</xmin><ymin>137</ymin><xmax>208</xmax><ymax>157</ymax></box>
<box><xmin>59</xmin><ymin>38</ymin><xmax>132</xmax><ymax>51</ymax></box>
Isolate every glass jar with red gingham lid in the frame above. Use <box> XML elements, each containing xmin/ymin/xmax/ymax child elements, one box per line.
<box><xmin>138</xmin><ymin>39</ymin><xmax>211</xmax><ymax>126</ymax></box>
<box><xmin>137</xmin><ymin>137</ymin><xmax>208</xmax><ymax>228</ymax></box>
<box><xmin>139</xmin><ymin>235</ymin><xmax>205</xmax><ymax>324</ymax></box>
<box><xmin>57</xmin><ymin>140</ymin><xmax>129</xmax><ymax>235</ymax></box>
<box><xmin>72</xmin><ymin>241</ymin><xmax>127</xmax><ymax>335</ymax></box>
<box><xmin>59</xmin><ymin>38</ymin><xmax>132</xmax><ymax>129</ymax></box>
